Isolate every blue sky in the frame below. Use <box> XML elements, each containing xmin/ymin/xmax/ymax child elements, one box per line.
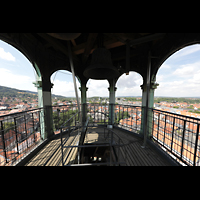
<box><xmin>0</xmin><ymin>39</ymin><xmax>200</xmax><ymax>97</ymax></box>
<box><xmin>155</xmin><ymin>45</ymin><xmax>200</xmax><ymax>97</ymax></box>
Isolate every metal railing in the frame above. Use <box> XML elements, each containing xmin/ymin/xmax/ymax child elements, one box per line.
<box><xmin>113</xmin><ymin>104</ymin><xmax>200</xmax><ymax>166</ymax></box>
<box><xmin>86</xmin><ymin>103</ymin><xmax>109</xmax><ymax>126</ymax></box>
<box><xmin>149</xmin><ymin>108</ymin><xmax>200</xmax><ymax>166</ymax></box>
<box><xmin>1</xmin><ymin>103</ymin><xmax>199</xmax><ymax>166</ymax></box>
<box><xmin>60</xmin><ymin>125</ymin><xmax>127</xmax><ymax>166</ymax></box>
<box><xmin>114</xmin><ymin>104</ymin><xmax>141</xmax><ymax>134</ymax></box>
<box><xmin>0</xmin><ymin>108</ymin><xmax>43</xmax><ymax>166</ymax></box>
<box><xmin>52</xmin><ymin>104</ymin><xmax>80</xmax><ymax>134</ymax></box>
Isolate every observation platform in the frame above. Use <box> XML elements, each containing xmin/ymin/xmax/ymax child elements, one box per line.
<box><xmin>24</xmin><ymin>126</ymin><xmax>173</xmax><ymax>166</ymax></box>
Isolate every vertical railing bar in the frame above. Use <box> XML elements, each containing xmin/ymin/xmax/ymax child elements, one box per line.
<box><xmin>181</xmin><ymin>120</ymin><xmax>186</xmax><ymax>159</ymax></box>
<box><xmin>24</xmin><ymin>114</ymin><xmax>28</xmax><ymax>149</ymax></box>
<box><xmin>157</xmin><ymin>112</ymin><xmax>160</xmax><ymax>142</ymax></box>
<box><xmin>38</xmin><ymin>109</ymin><xmax>42</xmax><ymax>139</ymax></box>
<box><xmin>101</xmin><ymin>103</ymin><xmax>102</xmax><ymax>124</ymax></box>
<box><xmin>123</xmin><ymin>106</ymin><xmax>124</xmax><ymax>128</ymax></box>
<box><xmin>131</xmin><ymin>107</ymin><xmax>133</xmax><ymax>131</ymax></box>
<box><xmin>60</xmin><ymin>127</ymin><xmax>64</xmax><ymax>166</ymax></box>
<box><xmin>152</xmin><ymin>108</ymin><xmax>154</xmax><ymax>139</ymax></box>
<box><xmin>32</xmin><ymin>113</ymin><xmax>36</xmax><ymax>144</ymax></box>
<box><xmin>14</xmin><ymin>117</ymin><xmax>19</xmax><ymax>154</ymax></box>
<box><xmin>163</xmin><ymin>114</ymin><xmax>167</xmax><ymax>146</ymax></box>
<box><xmin>193</xmin><ymin>123</ymin><xmax>199</xmax><ymax>166</ymax></box>
<box><xmin>136</xmin><ymin>107</ymin><xmax>138</xmax><ymax>132</ymax></box>
<box><xmin>126</xmin><ymin>106</ymin><xmax>128</xmax><ymax>129</ymax></box>
<box><xmin>1</xmin><ymin>121</ymin><xmax>7</xmax><ymax>163</ymax></box>
<box><xmin>171</xmin><ymin>116</ymin><xmax>175</xmax><ymax>152</ymax></box>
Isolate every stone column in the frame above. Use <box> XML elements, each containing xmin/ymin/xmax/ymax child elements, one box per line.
<box><xmin>140</xmin><ymin>81</ymin><xmax>159</xmax><ymax>137</ymax></box>
<box><xmin>33</xmin><ymin>78</ymin><xmax>54</xmax><ymax>139</ymax></box>
<box><xmin>108</xmin><ymin>79</ymin><xmax>117</xmax><ymax>125</ymax></box>
<box><xmin>79</xmin><ymin>81</ymin><xmax>88</xmax><ymax>124</ymax></box>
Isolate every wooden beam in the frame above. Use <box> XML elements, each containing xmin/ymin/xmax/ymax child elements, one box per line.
<box><xmin>72</xmin><ymin>38</ymin><xmax>124</xmax><ymax>55</ymax></box>
<box><xmin>37</xmin><ymin>33</ymin><xmax>68</xmax><ymax>54</ymax></box>
<box><xmin>104</xmin><ymin>39</ymin><xmax>124</xmax><ymax>49</ymax></box>
<box><xmin>82</xmin><ymin>33</ymin><xmax>98</xmax><ymax>64</ymax></box>
<box><xmin>37</xmin><ymin>33</ymin><xmax>80</xmax><ymax>63</ymax></box>
<box><xmin>129</xmin><ymin>33</ymin><xmax>165</xmax><ymax>47</ymax></box>
<box><xmin>71</xmin><ymin>39</ymin><xmax>76</xmax><ymax>46</ymax></box>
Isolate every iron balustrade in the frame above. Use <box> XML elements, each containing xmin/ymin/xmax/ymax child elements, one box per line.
<box><xmin>0</xmin><ymin>108</ymin><xmax>43</xmax><ymax>166</ymax></box>
<box><xmin>114</xmin><ymin>104</ymin><xmax>141</xmax><ymax>134</ymax></box>
<box><xmin>60</xmin><ymin>125</ymin><xmax>127</xmax><ymax>166</ymax></box>
<box><xmin>149</xmin><ymin>108</ymin><xmax>200</xmax><ymax>166</ymax></box>
<box><xmin>1</xmin><ymin>103</ymin><xmax>200</xmax><ymax>166</ymax></box>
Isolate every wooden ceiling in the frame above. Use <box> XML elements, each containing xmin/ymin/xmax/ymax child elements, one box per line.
<box><xmin>31</xmin><ymin>33</ymin><xmax>166</xmax><ymax>79</ymax></box>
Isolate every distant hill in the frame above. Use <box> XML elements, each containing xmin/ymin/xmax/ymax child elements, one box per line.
<box><xmin>0</xmin><ymin>85</ymin><xmax>38</xmax><ymax>99</ymax></box>
<box><xmin>0</xmin><ymin>85</ymin><xmax>68</xmax><ymax>99</ymax></box>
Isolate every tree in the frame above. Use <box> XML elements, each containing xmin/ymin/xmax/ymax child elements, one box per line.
<box><xmin>3</xmin><ymin>122</ymin><xmax>15</xmax><ymax>133</ymax></box>
<box><xmin>116</xmin><ymin>111</ymin><xmax>130</xmax><ymax>123</ymax></box>
<box><xmin>53</xmin><ymin>108</ymin><xmax>78</xmax><ymax>130</ymax></box>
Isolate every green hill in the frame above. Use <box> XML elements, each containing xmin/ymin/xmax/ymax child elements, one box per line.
<box><xmin>0</xmin><ymin>85</ymin><xmax>71</xmax><ymax>100</ymax></box>
<box><xmin>0</xmin><ymin>85</ymin><xmax>38</xmax><ymax>99</ymax></box>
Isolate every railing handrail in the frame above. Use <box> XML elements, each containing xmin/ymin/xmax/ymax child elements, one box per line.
<box><xmin>0</xmin><ymin>108</ymin><xmax>43</xmax><ymax>166</ymax></box>
<box><xmin>149</xmin><ymin>107</ymin><xmax>200</xmax><ymax>166</ymax></box>
<box><xmin>152</xmin><ymin>107</ymin><xmax>200</xmax><ymax>122</ymax></box>
<box><xmin>60</xmin><ymin>125</ymin><xmax>127</xmax><ymax>166</ymax></box>
<box><xmin>0</xmin><ymin>107</ymin><xmax>43</xmax><ymax>119</ymax></box>
<box><xmin>1</xmin><ymin>103</ymin><xmax>200</xmax><ymax>166</ymax></box>
<box><xmin>60</xmin><ymin>111</ymin><xmax>80</xmax><ymax>128</ymax></box>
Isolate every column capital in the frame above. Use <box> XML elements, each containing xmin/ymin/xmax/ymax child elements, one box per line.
<box><xmin>108</xmin><ymin>87</ymin><xmax>117</xmax><ymax>92</ymax></box>
<box><xmin>79</xmin><ymin>86</ymin><xmax>88</xmax><ymax>91</ymax></box>
<box><xmin>140</xmin><ymin>82</ymin><xmax>159</xmax><ymax>91</ymax></box>
<box><xmin>33</xmin><ymin>81</ymin><xmax>54</xmax><ymax>89</ymax></box>
<box><xmin>33</xmin><ymin>80</ymin><xmax>42</xmax><ymax>88</ymax></box>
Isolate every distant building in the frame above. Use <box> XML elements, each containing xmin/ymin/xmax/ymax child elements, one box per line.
<box><xmin>15</xmin><ymin>104</ymin><xmax>24</xmax><ymax>109</ymax></box>
<box><xmin>0</xmin><ymin>106</ymin><xmax>7</xmax><ymax>110</ymax></box>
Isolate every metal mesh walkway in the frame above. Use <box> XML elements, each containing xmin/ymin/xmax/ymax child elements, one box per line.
<box><xmin>24</xmin><ymin>127</ymin><xmax>171</xmax><ymax>166</ymax></box>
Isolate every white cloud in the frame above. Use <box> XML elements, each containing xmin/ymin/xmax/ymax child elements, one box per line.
<box><xmin>156</xmin><ymin>74</ymin><xmax>164</xmax><ymax>82</ymax></box>
<box><xmin>161</xmin><ymin>63</ymin><xmax>171</xmax><ymax>69</ymax></box>
<box><xmin>0</xmin><ymin>68</ymin><xmax>36</xmax><ymax>91</ymax></box>
<box><xmin>171</xmin><ymin>44</ymin><xmax>200</xmax><ymax>59</ymax></box>
<box><xmin>117</xmin><ymin>72</ymin><xmax>142</xmax><ymax>88</ymax></box>
<box><xmin>173</xmin><ymin>65</ymin><xmax>194</xmax><ymax>77</ymax></box>
<box><xmin>116</xmin><ymin>72</ymin><xmax>143</xmax><ymax>96</ymax></box>
<box><xmin>87</xmin><ymin>80</ymin><xmax>109</xmax><ymax>97</ymax></box>
<box><xmin>84</xmin><ymin>73</ymin><xmax>144</xmax><ymax>97</ymax></box>
<box><xmin>52</xmin><ymin>73</ymin><xmax>143</xmax><ymax>97</ymax></box>
<box><xmin>0</xmin><ymin>47</ymin><xmax>16</xmax><ymax>61</ymax></box>
<box><xmin>52</xmin><ymin>79</ymin><xmax>81</xmax><ymax>97</ymax></box>
<box><xmin>155</xmin><ymin>78</ymin><xmax>200</xmax><ymax>97</ymax></box>
<box><xmin>188</xmin><ymin>70</ymin><xmax>200</xmax><ymax>85</ymax></box>
<box><xmin>172</xmin><ymin>61</ymin><xmax>200</xmax><ymax>77</ymax></box>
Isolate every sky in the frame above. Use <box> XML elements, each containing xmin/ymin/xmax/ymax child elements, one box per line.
<box><xmin>0</xmin><ymin>39</ymin><xmax>200</xmax><ymax>98</ymax></box>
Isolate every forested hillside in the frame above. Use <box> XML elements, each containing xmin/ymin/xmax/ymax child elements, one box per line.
<box><xmin>0</xmin><ymin>85</ymin><xmax>37</xmax><ymax>99</ymax></box>
<box><xmin>0</xmin><ymin>85</ymin><xmax>67</xmax><ymax>100</ymax></box>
